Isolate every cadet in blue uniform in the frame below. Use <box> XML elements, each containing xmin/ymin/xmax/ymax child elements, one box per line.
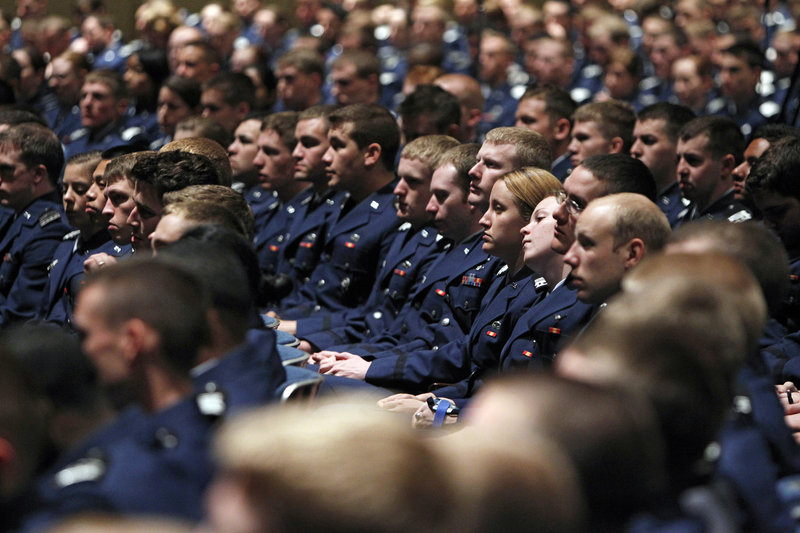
<box><xmin>82</xmin><ymin>15</ymin><xmax>129</xmax><ymax>73</ymax></box>
<box><xmin>675</xmin><ymin>116</ymin><xmax>752</xmax><ymax>226</ymax></box>
<box><xmin>22</xmin><ymin>260</ymin><xmax>217</xmax><ymax>528</ymax></box>
<box><xmin>476</xmin><ymin>32</ymin><xmax>519</xmax><ymax>141</ymax></box>
<box><xmin>631</xmin><ymin>103</ymin><xmax>696</xmax><ymax>227</ymax></box>
<box><xmin>64</xmin><ymin>70</ymin><xmax>147</xmax><ymax>161</ymax></box>
<box><xmin>292</xmin><ymin>135</ymin><xmax>460</xmax><ymax>350</ymax></box>
<box><xmin>39</xmin><ymin>151</ymin><xmax>129</xmax><ymax>328</ymax></box>
<box><xmin>0</xmin><ymin>124</ymin><xmax>71</xmax><ymax>326</ymax></box>
<box><xmin>44</xmin><ymin>52</ymin><xmax>87</xmax><ymax>143</ymax></box>
<box><xmin>514</xmin><ymin>86</ymin><xmax>577</xmax><ymax>182</ymax></box>
<box><xmin>250</xmin><ymin>112</ymin><xmax>312</xmax><ymax>274</ymax></box>
<box><xmin>276</xmin><ymin>104</ymin><xmax>402</xmax><ymax>318</ymax></box>
<box><xmin>317</xmin><ymin>169</ymin><xmax>562</xmax><ymax>391</ymax></box>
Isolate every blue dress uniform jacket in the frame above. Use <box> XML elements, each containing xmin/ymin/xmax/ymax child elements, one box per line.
<box><xmin>63</xmin><ymin>119</ymin><xmax>148</xmax><ymax>161</ymax></box>
<box><xmin>477</xmin><ymin>82</ymin><xmax>519</xmax><ymax>141</ymax></box>
<box><xmin>23</xmin><ymin>396</ymin><xmax>218</xmax><ymax>529</ymax></box>
<box><xmin>297</xmin><ymin>223</ymin><xmax>445</xmax><ymax>349</ymax></box>
<box><xmin>44</xmin><ymin>104</ymin><xmax>83</xmax><ymax>144</ymax></box>
<box><xmin>658</xmin><ymin>181</ymin><xmax>691</xmax><ymax>228</ymax></box>
<box><xmin>39</xmin><ymin>231</ymin><xmax>130</xmax><ymax>328</ymax></box>
<box><xmin>275</xmin><ymin>189</ymin><xmax>350</xmax><ymax>286</ymax></box>
<box><xmin>192</xmin><ymin>328</ymin><xmax>286</xmax><ymax>415</ymax></box>
<box><xmin>335</xmin><ymin>232</ymin><xmax>504</xmax><ymax>356</ymax></box>
<box><xmin>676</xmin><ymin>190</ymin><xmax>752</xmax><ymax>226</ymax></box>
<box><xmin>365</xmin><ymin>267</ymin><xmax>541</xmax><ymax>393</ymax></box>
<box><xmin>499</xmin><ymin>280</ymin><xmax>596</xmax><ymax>372</ymax></box>
<box><xmin>255</xmin><ymin>186</ymin><xmax>313</xmax><ymax>275</ymax></box>
<box><xmin>279</xmin><ymin>181</ymin><xmax>401</xmax><ymax>318</ymax></box>
<box><xmin>0</xmin><ymin>194</ymin><xmax>71</xmax><ymax>326</ymax></box>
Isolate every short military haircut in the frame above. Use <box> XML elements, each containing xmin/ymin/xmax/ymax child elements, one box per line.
<box><xmin>485</xmin><ymin>127</ymin><xmax>553</xmax><ymax>170</ymax></box>
<box><xmin>329</xmin><ymin>103</ymin><xmax>400</xmax><ymax>171</ymax></box>
<box><xmin>670</xmin><ymin>220</ymin><xmax>789</xmax><ymax>316</ymax></box>
<box><xmin>0</xmin><ymin>108</ymin><xmax>47</xmax><ymax>128</ymax></box>
<box><xmin>84</xmin><ymin>69</ymin><xmax>127</xmax><ymax>101</ymax></box>
<box><xmin>162</xmin><ymin>75</ymin><xmax>202</xmax><ymax>109</ymax></box>
<box><xmin>401</xmin><ymin>135</ymin><xmax>460</xmax><ymax>172</ymax></box>
<box><xmin>636</xmin><ymin>103</ymin><xmax>696</xmax><ymax>142</ymax></box>
<box><xmin>181</xmin><ymin>40</ymin><xmax>223</xmax><ymax>68</ymax></box>
<box><xmin>297</xmin><ymin>104</ymin><xmax>339</xmax><ymax>125</ymax></box>
<box><xmin>520</xmin><ymin>84</ymin><xmax>577</xmax><ymax>124</ymax></box>
<box><xmin>275</xmin><ymin>48</ymin><xmax>325</xmax><ymax>77</ymax></box>
<box><xmin>679</xmin><ymin>115</ymin><xmax>744</xmax><ymax>162</ymax></box>
<box><xmin>130</xmin><ymin>150</ymin><xmax>220</xmax><ymax>198</ymax></box>
<box><xmin>400</xmin><ymin>84</ymin><xmax>461</xmax><ymax>136</ymax></box>
<box><xmin>438</xmin><ymin>143</ymin><xmax>480</xmax><ymax>196</ymax></box>
<box><xmin>747</xmin><ymin>136</ymin><xmax>800</xmax><ymax>202</ymax></box>
<box><xmin>160</xmin><ymin>137</ymin><xmax>232</xmax><ymax>186</ymax></box>
<box><xmin>0</xmin><ymin>123</ymin><xmax>64</xmax><ymax>186</ymax></box>
<box><xmin>85</xmin><ymin>259</ymin><xmax>210</xmax><ymax>375</ymax></box>
<box><xmin>156</xmin><ymin>237</ymin><xmax>254</xmax><ymax>341</ymax></box>
<box><xmin>333</xmin><ymin>50</ymin><xmax>381</xmax><ymax>79</ymax></box>
<box><xmin>202</xmin><ymin>72</ymin><xmax>256</xmax><ymax>109</ymax></box>
<box><xmin>163</xmin><ymin>184</ymin><xmax>255</xmax><ymax>240</ymax></box>
<box><xmin>592</xmin><ymin>193</ymin><xmax>671</xmax><ymax>251</ymax></box>
<box><xmin>573</xmin><ymin>100</ymin><xmax>636</xmax><ymax>151</ymax></box>
<box><xmin>66</xmin><ymin>150</ymin><xmax>102</xmax><ymax>173</ymax></box>
<box><xmin>175</xmin><ymin>116</ymin><xmax>233</xmax><ymax>148</ymax></box>
<box><xmin>104</xmin><ymin>151</ymin><xmax>151</xmax><ymax>185</ymax></box>
<box><xmin>261</xmin><ymin>111</ymin><xmax>299</xmax><ymax>151</ymax></box>
<box><xmin>581</xmin><ymin>154</ymin><xmax>658</xmax><ymax>202</ymax></box>
<box><xmin>750</xmin><ymin>123</ymin><xmax>800</xmax><ymax>145</ymax></box>
<box><xmin>723</xmin><ymin>39</ymin><xmax>764</xmax><ymax>69</ymax></box>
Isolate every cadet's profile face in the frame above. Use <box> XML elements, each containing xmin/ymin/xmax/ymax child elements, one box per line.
<box><xmin>468</xmin><ymin>141</ymin><xmax>518</xmax><ymax>213</ymax></box>
<box><xmin>719</xmin><ymin>53</ymin><xmax>759</xmax><ymax>104</ymax></box>
<box><xmin>276</xmin><ymin>65</ymin><xmax>320</xmax><ymax>111</ymax></box>
<box><xmin>150</xmin><ymin>212</ymin><xmax>194</xmax><ymax>253</ymax></box>
<box><xmin>323</xmin><ymin>124</ymin><xmax>364</xmax><ymax>191</ymax></box>
<box><xmin>0</xmin><ymin>145</ymin><xmax>37</xmax><ymax>213</ymax></box>
<box><xmin>62</xmin><ymin>162</ymin><xmax>93</xmax><ymax>229</ymax></box>
<box><xmin>123</xmin><ymin>54</ymin><xmax>152</xmax><ymax>101</ymax></box>
<box><xmin>427</xmin><ymin>163</ymin><xmax>474</xmax><ymax>242</ymax></box>
<box><xmin>564</xmin><ymin>202</ymin><xmax>628</xmax><ymax>304</ymax></box>
<box><xmin>630</xmin><ymin>118</ymin><xmax>677</xmax><ymax>185</ymax></box>
<box><xmin>228</xmin><ymin>118</ymin><xmax>262</xmax><ymax>178</ymax></box>
<box><xmin>330</xmin><ymin>62</ymin><xmax>373</xmax><ymax>105</ymax></box>
<box><xmin>568</xmin><ymin>120</ymin><xmax>613</xmax><ymax>168</ymax></box>
<box><xmin>253</xmin><ymin>128</ymin><xmax>295</xmax><ymax>194</ymax></box>
<box><xmin>479</xmin><ymin>179</ymin><xmax>526</xmax><ymax>263</ymax></box>
<box><xmin>672</xmin><ymin>58</ymin><xmax>710</xmax><ymax>111</ymax></box>
<box><xmin>394</xmin><ymin>157</ymin><xmax>433</xmax><ymax>228</ymax></box>
<box><xmin>292</xmin><ymin>117</ymin><xmax>329</xmax><ymax>183</ymax></box>
<box><xmin>128</xmin><ymin>182</ymin><xmax>163</xmax><ymax>252</ymax></box>
<box><xmin>676</xmin><ymin>134</ymin><xmax>726</xmax><ymax>208</ymax></box>
<box><xmin>85</xmin><ymin>159</ymin><xmax>110</xmax><ymax>225</ymax></box>
<box><xmin>201</xmin><ymin>88</ymin><xmax>239</xmax><ymax>133</ymax></box>
<box><xmin>515</xmin><ymin>98</ymin><xmax>555</xmax><ymax>142</ymax></box>
<box><xmin>80</xmin><ymin>81</ymin><xmax>122</xmax><ymax>130</ymax></box>
<box><xmin>521</xmin><ymin>196</ymin><xmax>559</xmax><ymax>269</ymax></box>
<box><xmin>74</xmin><ymin>285</ymin><xmax>129</xmax><ymax>384</ymax></box>
<box><xmin>551</xmin><ymin>166</ymin><xmax>606</xmax><ymax>254</ymax></box>
<box><xmin>158</xmin><ymin>86</ymin><xmax>195</xmax><ymax>137</ymax></box>
<box><xmin>732</xmin><ymin>137</ymin><xmax>770</xmax><ymax>202</ymax></box>
<box><xmin>753</xmin><ymin>189</ymin><xmax>800</xmax><ymax>253</ymax></box>
<box><xmin>175</xmin><ymin>45</ymin><xmax>217</xmax><ymax>83</ymax></box>
<box><xmin>48</xmin><ymin>56</ymin><xmax>83</xmax><ymax>105</ymax></box>
<box><xmin>103</xmin><ymin>178</ymin><xmax>136</xmax><ymax>245</ymax></box>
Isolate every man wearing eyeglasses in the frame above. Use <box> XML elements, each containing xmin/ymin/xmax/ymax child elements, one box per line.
<box><xmin>551</xmin><ymin>154</ymin><xmax>658</xmax><ymax>255</ymax></box>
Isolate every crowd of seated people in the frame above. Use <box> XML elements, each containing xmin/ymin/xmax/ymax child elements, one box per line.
<box><xmin>6</xmin><ymin>0</ymin><xmax>800</xmax><ymax>531</ymax></box>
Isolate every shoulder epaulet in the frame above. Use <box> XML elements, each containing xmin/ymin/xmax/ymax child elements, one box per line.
<box><xmin>68</xmin><ymin>128</ymin><xmax>89</xmax><ymax>143</ymax></box>
<box><xmin>53</xmin><ymin>450</ymin><xmax>107</xmax><ymax>488</ymax></box>
<box><xmin>196</xmin><ymin>382</ymin><xmax>227</xmax><ymax>419</ymax></box>
<box><xmin>39</xmin><ymin>209</ymin><xmax>62</xmax><ymax>228</ymax></box>
<box><xmin>121</xmin><ymin>126</ymin><xmax>143</xmax><ymax>141</ymax></box>
<box><xmin>728</xmin><ymin>209</ymin><xmax>752</xmax><ymax>223</ymax></box>
<box><xmin>62</xmin><ymin>229</ymin><xmax>80</xmax><ymax>241</ymax></box>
